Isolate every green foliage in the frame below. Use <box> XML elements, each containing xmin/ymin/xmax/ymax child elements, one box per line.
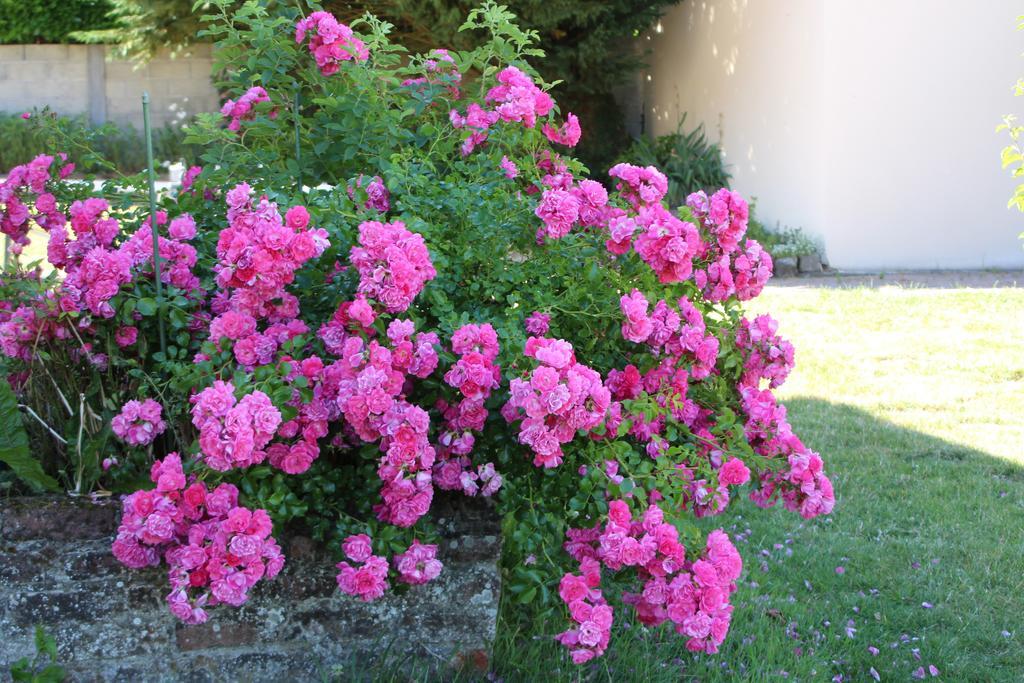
<box><xmin>999</xmin><ymin>114</ymin><xmax>1024</xmax><ymax>214</ymax></box>
<box><xmin>9</xmin><ymin>625</ymin><xmax>65</xmax><ymax>683</ymax></box>
<box><xmin>0</xmin><ymin>0</ymin><xmax>114</xmax><ymax>44</ymax></box>
<box><xmin>9</xmin><ymin>0</ymin><xmax>790</xmax><ymax>645</ymax></box>
<box><xmin>628</xmin><ymin>117</ymin><xmax>820</xmax><ymax>259</ymax></box>
<box><xmin>998</xmin><ymin>15</ymin><xmax>1024</xmax><ymax>242</ymax></box>
<box><xmin>70</xmin><ymin>0</ymin><xmax>221</xmax><ymax>58</ymax></box>
<box><xmin>366</xmin><ymin>0</ymin><xmax>668</xmax><ymax>94</ymax></box>
<box><xmin>621</xmin><ymin>114</ymin><xmax>732</xmax><ymax>209</ymax></box>
<box><xmin>362</xmin><ymin>0</ymin><xmax>678</xmax><ymax>171</ymax></box>
<box><xmin>77</xmin><ymin>0</ymin><xmax>676</xmax><ymax>173</ymax></box>
<box><xmin>0</xmin><ymin>377</ymin><xmax>58</xmax><ymax>491</ymax></box>
<box><xmin>0</xmin><ymin>112</ymin><xmax>201</xmax><ymax>176</ymax></box>
<box><xmin>745</xmin><ymin>204</ymin><xmax>820</xmax><ymax>260</ymax></box>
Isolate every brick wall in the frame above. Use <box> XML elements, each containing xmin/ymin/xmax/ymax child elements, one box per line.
<box><xmin>0</xmin><ymin>496</ymin><xmax>502</xmax><ymax>681</ymax></box>
<box><xmin>0</xmin><ymin>44</ymin><xmax>219</xmax><ymax>129</ymax></box>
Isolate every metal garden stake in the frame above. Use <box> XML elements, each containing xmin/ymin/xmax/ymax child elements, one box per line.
<box><xmin>294</xmin><ymin>87</ymin><xmax>302</xmax><ymax>190</ymax></box>
<box><xmin>142</xmin><ymin>92</ymin><xmax>167</xmax><ymax>356</ymax></box>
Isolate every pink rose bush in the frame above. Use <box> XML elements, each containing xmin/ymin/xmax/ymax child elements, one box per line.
<box><xmin>220</xmin><ymin>86</ymin><xmax>274</xmax><ymax>131</ymax></box>
<box><xmin>736</xmin><ymin>314</ymin><xmax>796</xmax><ymax>389</ymax></box>
<box><xmin>403</xmin><ymin>48</ymin><xmax>462</xmax><ymax>99</ymax></box>
<box><xmin>349</xmin><ymin>220</ymin><xmax>436</xmax><ymax>312</ymax></box>
<box><xmin>336</xmin><ymin>533</ymin><xmax>390</xmax><ymax>601</ymax></box>
<box><xmin>0</xmin><ymin>3</ymin><xmax>833</xmax><ymax>661</ymax></box>
<box><xmin>503</xmin><ymin>337</ymin><xmax>611</xmax><ymax>468</ymax></box>
<box><xmin>347</xmin><ymin>175</ymin><xmax>391</xmax><ymax>213</ymax></box>
<box><xmin>112</xmin><ymin>454</ymin><xmax>284</xmax><ymax>624</ymax></box>
<box><xmin>295</xmin><ymin>11</ymin><xmax>368</xmax><ymax>75</ymax></box>
<box><xmin>393</xmin><ymin>540</ymin><xmax>443</xmax><ymax>585</ymax></box>
<box><xmin>0</xmin><ymin>153</ymin><xmax>73</xmax><ymax>254</ymax></box>
<box><xmin>554</xmin><ymin>565</ymin><xmax>613</xmax><ymax>663</ymax></box>
<box><xmin>543</xmin><ymin>113</ymin><xmax>582</xmax><ymax>148</ymax></box>
<box><xmin>433</xmin><ymin>323</ymin><xmax>503</xmax><ymax>495</ymax></box>
<box><xmin>191</xmin><ymin>382</ymin><xmax>282</xmax><ymax>471</ymax></box>
<box><xmin>112</xmin><ymin>398</ymin><xmax>167</xmax><ymax>447</ymax></box>
<box><xmin>561</xmin><ymin>502</ymin><xmax>743</xmax><ymax>658</ymax></box>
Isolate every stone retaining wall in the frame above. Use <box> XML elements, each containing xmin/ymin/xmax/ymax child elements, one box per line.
<box><xmin>0</xmin><ymin>496</ymin><xmax>501</xmax><ymax>681</ymax></box>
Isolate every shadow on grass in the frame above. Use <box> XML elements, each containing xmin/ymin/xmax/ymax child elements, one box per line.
<box><xmin>306</xmin><ymin>399</ymin><xmax>1023</xmax><ymax>682</ymax></box>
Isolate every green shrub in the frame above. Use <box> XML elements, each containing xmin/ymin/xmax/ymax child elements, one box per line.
<box><xmin>626</xmin><ymin>117</ymin><xmax>820</xmax><ymax>259</ymax></box>
<box><xmin>359</xmin><ymin>0</ymin><xmax>681</xmax><ymax>174</ymax></box>
<box><xmin>0</xmin><ymin>1</ymin><xmax>835</xmax><ymax>659</ymax></box>
<box><xmin>620</xmin><ymin>114</ymin><xmax>731</xmax><ymax>208</ymax></box>
<box><xmin>745</xmin><ymin>202</ymin><xmax>820</xmax><ymax>260</ymax></box>
<box><xmin>73</xmin><ymin>0</ymin><xmax>678</xmax><ymax>175</ymax></box>
<box><xmin>0</xmin><ymin>0</ymin><xmax>114</xmax><ymax>44</ymax></box>
<box><xmin>0</xmin><ymin>112</ymin><xmax>201</xmax><ymax>176</ymax></box>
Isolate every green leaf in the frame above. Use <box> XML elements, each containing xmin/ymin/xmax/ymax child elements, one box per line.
<box><xmin>10</xmin><ymin>659</ymin><xmax>33</xmax><ymax>681</ymax></box>
<box><xmin>136</xmin><ymin>297</ymin><xmax>158</xmax><ymax>316</ymax></box>
<box><xmin>37</xmin><ymin>664</ymin><xmax>67</xmax><ymax>683</ymax></box>
<box><xmin>272</xmin><ymin>386</ymin><xmax>293</xmax><ymax>405</ymax></box>
<box><xmin>34</xmin><ymin>625</ymin><xmax>58</xmax><ymax>660</ymax></box>
<box><xmin>0</xmin><ymin>380</ymin><xmax>59</xmax><ymax>492</ymax></box>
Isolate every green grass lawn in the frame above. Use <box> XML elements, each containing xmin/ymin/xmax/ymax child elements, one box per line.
<box><xmin>488</xmin><ymin>284</ymin><xmax>1024</xmax><ymax>682</ymax></box>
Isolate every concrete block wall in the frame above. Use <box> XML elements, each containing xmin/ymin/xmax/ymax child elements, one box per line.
<box><xmin>0</xmin><ymin>44</ymin><xmax>219</xmax><ymax>130</ymax></box>
<box><xmin>0</xmin><ymin>45</ymin><xmax>90</xmax><ymax>118</ymax></box>
<box><xmin>103</xmin><ymin>44</ymin><xmax>219</xmax><ymax>129</ymax></box>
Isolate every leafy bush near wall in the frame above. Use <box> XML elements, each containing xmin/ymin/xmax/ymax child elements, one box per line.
<box><xmin>0</xmin><ymin>113</ymin><xmax>200</xmax><ymax>176</ymax></box>
<box><xmin>0</xmin><ymin>0</ymin><xmax>835</xmax><ymax>663</ymax></box>
<box><xmin>745</xmin><ymin>207</ymin><xmax>821</xmax><ymax>261</ymax></box>
<box><xmin>625</xmin><ymin>117</ymin><xmax>821</xmax><ymax>260</ymax></box>
<box><xmin>621</xmin><ymin>115</ymin><xmax>732</xmax><ymax>209</ymax></box>
<box><xmin>0</xmin><ymin>0</ymin><xmax>114</xmax><ymax>44</ymax></box>
<box><xmin>354</xmin><ymin>0</ymin><xmax>679</xmax><ymax>174</ymax></box>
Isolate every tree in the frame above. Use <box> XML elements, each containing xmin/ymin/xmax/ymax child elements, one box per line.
<box><xmin>0</xmin><ymin>0</ymin><xmax>115</xmax><ymax>44</ymax></box>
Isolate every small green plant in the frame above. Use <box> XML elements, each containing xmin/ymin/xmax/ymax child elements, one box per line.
<box><xmin>10</xmin><ymin>626</ymin><xmax>65</xmax><ymax>683</ymax></box>
<box><xmin>745</xmin><ymin>203</ymin><xmax>820</xmax><ymax>260</ymax></box>
<box><xmin>0</xmin><ymin>376</ymin><xmax>59</xmax><ymax>492</ymax></box>
<box><xmin>998</xmin><ymin>113</ymin><xmax>1024</xmax><ymax>212</ymax></box>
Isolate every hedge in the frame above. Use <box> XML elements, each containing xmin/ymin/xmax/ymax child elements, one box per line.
<box><xmin>0</xmin><ymin>0</ymin><xmax>115</xmax><ymax>44</ymax></box>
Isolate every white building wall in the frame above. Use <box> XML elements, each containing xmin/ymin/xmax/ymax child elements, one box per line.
<box><xmin>642</xmin><ymin>0</ymin><xmax>1024</xmax><ymax>270</ymax></box>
